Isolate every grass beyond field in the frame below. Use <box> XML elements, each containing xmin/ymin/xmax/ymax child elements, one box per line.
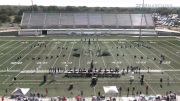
<box><xmin>0</xmin><ymin>35</ymin><xmax>179</xmax><ymax>97</ymax></box>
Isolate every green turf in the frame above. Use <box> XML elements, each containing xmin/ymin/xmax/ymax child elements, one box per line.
<box><xmin>0</xmin><ymin>35</ymin><xmax>179</xmax><ymax>97</ymax></box>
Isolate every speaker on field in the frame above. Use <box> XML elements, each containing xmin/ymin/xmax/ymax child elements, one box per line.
<box><xmin>43</xmin><ymin>75</ymin><xmax>47</xmax><ymax>83</ymax></box>
<box><xmin>13</xmin><ymin>77</ymin><xmax>17</xmax><ymax>81</ymax></box>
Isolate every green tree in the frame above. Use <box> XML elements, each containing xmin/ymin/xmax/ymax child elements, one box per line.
<box><xmin>0</xmin><ymin>14</ymin><xmax>10</xmax><ymax>23</ymax></box>
<box><xmin>47</xmin><ymin>6</ymin><xmax>60</xmax><ymax>12</ymax></box>
<box><xmin>14</xmin><ymin>15</ymin><xmax>21</xmax><ymax>23</ymax></box>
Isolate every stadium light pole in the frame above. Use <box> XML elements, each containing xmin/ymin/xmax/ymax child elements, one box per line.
<box><xmin>30</xmin><ymin>0</ymin><xmax>34</xmax><ymax>12</ymax></box>
<box><xmin>138</xmin><ymin>0</ymin><xmax>145</xmax><ymax>42</ymax></box>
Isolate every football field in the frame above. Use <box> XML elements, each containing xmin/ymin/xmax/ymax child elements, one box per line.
<box><xmin>0</xmin><ymin>35</ymin><xmax>180</xmax><ymax>97</ymax></box>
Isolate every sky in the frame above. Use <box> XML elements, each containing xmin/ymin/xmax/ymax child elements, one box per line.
<box><xmin>0</xmin><ymin>0</ymin><xmax>179</xmax><ymax>7</ymax></box>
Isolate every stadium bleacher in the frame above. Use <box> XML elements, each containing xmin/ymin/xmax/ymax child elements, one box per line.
<box><xmin>89</xmin><ymin>13</ymin><xmax>103</xmax><ymax>27</ymax></box>
<box><xmin>117</xmin><ymin>14</ymin><xmax>132</xmax><ymax>28</ymax></box>
<box><xmin>29</xmin><ymin>13</ymin><xmax>44</xmax><ymax>28</ymax></box>
<box><xmin>131</xmin><ymin>14</ymin><xmax>147</xmax><ymax>27</ymax></box>
<box><xmin>74</xmin><ymin>13</ymin><xmax>88</xmax><ymax>27</ymax></box>
<box><xmin>102</xmin><ymin>14</ymin><xmax>117</xmax><ymax>28</ymax></box>
<box><xmin>19</xmin><ymin>12</ymin><xmax>156</xmax><ymax>35</ymax></box>
<box><xmin>60</xmin><ymin>13</ymin><xmax>75</xmax><ymax>28</ymax></box>
<box><xmin>21</xmin><ymin>13</ymin><xmax>154</xmax><ymax>29</ymax></box>
<box><xmin>45</xmin><ymin>13</ymin><xmax>60</xmax><ymax>28</ymax></box>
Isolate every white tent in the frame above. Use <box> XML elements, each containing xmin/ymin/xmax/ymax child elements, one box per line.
<box><xmin>177</xmin><ymin>96</ymin><xmax>180</xmax><ymax>101</ymax></box>
<box><xmin>103</xmin><ymin>86</ymin><xmax>119</xmax><ymax>94</ymax></box>
<box><xmin>11</xmin><ymin>88</ymin><xmax>30</xmax><ymax>97</ymax></box>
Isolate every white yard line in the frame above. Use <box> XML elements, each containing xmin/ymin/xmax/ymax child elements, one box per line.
<box><xmin>2</xmin><ymin>38</ymin><xmax>178</xmax><ymax>42</ymax></box>
<box><xmin>0</xmin><ymin>75</ymin><xmax>10</xmax><ymax>76</ymax></box>
<box><xmin>38</xmin><ymin>41</ymin><xmax>56</xmax><ymax>70</ymax></box>
<box><xmin>0</xmin><ymin>41</ymin><xmax>19</xmax><ymax>53</ymax></box>
<box><xmin>14</xmin><ymin>41</ymin><xmax>52</xmax><ymax>77</ymax></box>
<box><xmin>3</xmin><ymin>53</ymin><xmax>156</xmax><ymax>56</ymax></box>
<box><xmin>1</xmin><ymin>39</ymin><xmax>117</xmax><ymax>41</ymax></box>
<box><xmin>145</xmin><ymin>43</ymin><xmax>178</xmax><ymax>71</ymax></box>
<box><xmin>0</xmin><ymin>43</ymin><xmax>27</xmax><ymax>68</ymax></box>
<box><xmin>2</xmin><ymin>81</ymin><xmax>180</xmax><ymax>85</ymax></box>
<box><xmin>160</xmin><ymin>42</ymin><xmax>180</xmax><ymax>58</ymax></box>
<box><xmin>104</xmin><ymin>42</ymin><xmax>120</xmax><ymax>68</ymax></box>
<box><xmin>97</xmin><ymin>41</ymin><xmax>107</xmax><ymax>68</ymax></box>
<box><xmin>8</xmin><ymin>42</ymin><xmax>37</xmax><ymax>70</ymax></box>
<box><xmin>158</xmin><ymin>44</ymin><xmax>180</xmax><ymax>59</ymax></box>
<box><xmin>144</xmin><ymin>81</ymin><xmax>157</xmax><ymax>95</ymax></box>
<box><xmin>129</xmin><ymin>42</ymin><xmax>175</xmax><ymax>79</ymax></box>
<box><xmin>156</xmin><ymin>45</ymin><xmax>180</xmax><ymax>65</ymax></box>
<box><xmin>127</xmin><ymin>42</ymin><xmax>160</xmax><ymax>95</ymax></box>
<box><xmin>149</xmin><ymin>43</ymin><xmax>180</xmax><ymax>65</ymax></box>
<box><xmin>67</xmin><ymin>41</ymin><xmax>75</xmax><ymax>62</ymax></box>
<box><xmin>78</xmin><ymin>42</ymin><xmax>82</xmax><ymax>68</ymax></box>
<box><xmin>2</xmin><ymin>75</ymin><xmax>11</xmax><ymax>84</ymax></box>
<box><xmin>111</xmin><ymin>41</ymin><xmax>131</xmax><ymax>66</ymax></box>
<box><xmin>0</xmin><ymin>40</ymin><xmax>13</xmax><ymax>48</ymax></box>
<box><xmin>165</xmin><ymin>40</ymin><xmax>180</xmax><ymax>48</ymax></box>
<box><xmin>144</xmin><ymin>42</ymin><xmax>180</xmax><ymax>80</ymax></box>
<box><xmin>89</xmin><ymin>45</ymin><xmax>93</xmax><ymax>60</ymax></box>
<box><xmin>51</xmin><ymin>42</ymin><xmax>67</xmax><ymax>68</ymax></box>
<box><xmin>122</xmin><ymin>41</ymin><xmax>148</xmax><ymax>70</ymax></box>
<box><xmin>1</xmin><ymin>69</ymin><xmax>180</xmax><ymax>73</ymax></box>
<box><xmin>146</xmin><ymin>43</ymin><xmax>178</xmax><ymax>70</ymax></box>
<box><xmin>130</xmin><ymin>43</ymin><xmax>168</xmax><ymax>70</ymax></box>
<box><xmin>65</xmin><ymin>41</ymin><xmax>75</xmax><ymax>70</ymax></box>
<box><xmin>176</xmin><ymin>36</ymin><xmax>180</xmax><ymax>40</ymax></box>
<box><xmin>15</xmin><ymin>63</ymin><xmax>31</xmax><ymax>77</ymax></box>
<box><xmin>0</xmin><ymin>41</ymin><xmax>20</xmax><ymax>58</ymax></box>
<box><xmin>6</xmin><ymin>53</ymin><xmax>67</xmax><ymax>56</ymax></box>
<box><xmin>78</xmin><ymin>41</ymin><xmax>84</xmax><ymax>68</ymax></box>
<box><xmin>8</xmin><ymin>79</ymin><xmax>180</xmax><ymax>83</ymax></box>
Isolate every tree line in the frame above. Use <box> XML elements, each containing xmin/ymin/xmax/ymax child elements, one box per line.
<box><xmin>0</xmin><ymin>5</ymin><xmax>180</xmax><ymax>24</ymax></box>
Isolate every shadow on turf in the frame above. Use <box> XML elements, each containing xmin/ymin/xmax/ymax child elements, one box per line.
<box><xmin>39</xmin><ymin>81</ymin><xmax>46</xmax><ymax>86</ymax></box>
<box><xmin>39</xmin><ymin>80</ymin><xmax>56</xmax><ymax>86</ymax></box>
<box><xmin>39</xmin><ymin>74</ymin><xmax>57</xmax><ymax>86</ymax></box>
<box><xmin>9</xmin><ymin>83</ymin><xmax>14</xmax><ymax>86</ymax></box>
<box><xmin>47</xmin><ymin>80</ymin><xmax>55</xmax><ymax>85</ymax></box>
